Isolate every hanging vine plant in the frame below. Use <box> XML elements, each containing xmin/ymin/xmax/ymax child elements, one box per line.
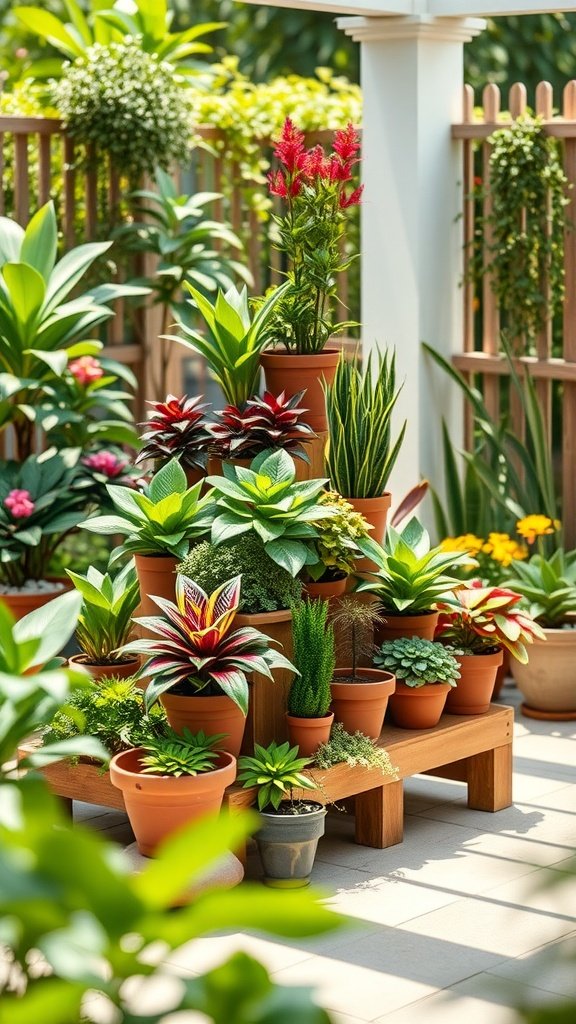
<box><xmin>472</xmin><ymin>116</ymin><xmax>570</xmax><ymax>345</ymax></box>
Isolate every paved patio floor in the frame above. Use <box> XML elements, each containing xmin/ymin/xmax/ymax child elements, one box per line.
<box><xmin>81</xmin><ymin>682</ymin><xmax>576</xmax><ymax>1023</ymax></box>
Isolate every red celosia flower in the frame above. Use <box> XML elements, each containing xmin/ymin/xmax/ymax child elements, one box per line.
<box><xmin>304</xmin><ymin>145</ymin><xmax>332</xmax><ymax>180</ymax></box>
<box><xmin>332</xmin><ymin>123</ymin><xmax>361</xmax><ymax>162</ymax></box>
<box><xmin>339</xmin><ymin>185</ymin><xmax>364</xmax><ymax>209</ymax></box>
<box><xmin>68</xmin><ymin>356</ymin><xmax>104</xmax><ymax>386</ymax></box>
<box><xmin>273</xmin><ymin>117</ymin><xmax>306</xmax><ymax>172</ymax></box>
<box><xmin>4</xmin><ymin>488</ymin><xmax>35</xmax><ymax>518</ymax></box>
<box><xmin>82</xmin><ymin>451</ymin><xmax>128</xmax><ymax>478</ymax></box>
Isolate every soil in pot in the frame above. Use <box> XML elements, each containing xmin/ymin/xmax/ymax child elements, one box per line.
<box><xmin>67</xmin><ymin>654</ymin><xmax>141</xmax><ymax>682</ymax></box>
<box><xmin>444</xmin><ymin>648</ymin><xmax>503</xmax><ymax>716</ymax></box>
<box><xmin>255</xmin><ymin>800</ymin><xmax>327</xmax><ymax>888</ymax></box>
<box><xmin>286</xmin><ymin>712</ymin><xmax>334</xmax><ymax>756</ymax></box>
<box><xmin>375</xmin><ymin>610</ymin><xmax>439</xmax><ymax>646</ymax></box>
<box><xmin>330</xmin><ymin>668</ymin><xmax>396</xmax><ymax>740</ymax></box>
<box><xmin>387</xmin><ymin>682</ymin><xmax>452</xmax><ymax>729</ymax></box>
<box><xmin>260</xmin><ymin>349</ymin><xmax>340</xmax><ymax>433</ymax></box>
<box><xmin>160</xmin><ymin>690</ymin><xmax>247</xmax><ymax>758</ymax></box>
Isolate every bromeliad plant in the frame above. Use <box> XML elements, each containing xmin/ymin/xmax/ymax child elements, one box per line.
<box><xmin>210</xmin><ymin>390</ymin><xmax>315</xmax><ymax>462</ymax></box>
<box><xmin>206</xmin><ymin>449</ymin><xmax>334</xmax><ymax>576</ymax></box>
<box><xmin>374</xmin><ymin>636</ymin><xmax>460</xmax><ymax>688</ymax></box>
<box><xmin>324</xmin><ymin>349</ymin><xmax>406</xmax><ymax>499</ymax></box>
<box><xmin>237</xmin><ymin>740</ymin><xmax>317</xmax><ymax>810</ymax></box>
<box><xmin>355</xmin><ymin>517</ymin><xmax>474</xmax><ymax>615</ymax></box>
<box><xmin>505</xmin><ymin>548</ymin><xmax>576</xmax><ymax>628</ymax></box>
<box><xmin>66</xmin><ymin>560</ymin><xmax>140</xmax><ymax>666</ymax></box>
<box><xmin>121</xmin><ymin>575</ymin><xmax>297</xmax><ymax>714</ymax></box>
<box><xmin>136</xmin><ymin>395</ymin><xmax>213</xmax><ymax>473</ymax></box>
<box><xmin>82</xmin><ymin>458</ymin><xmax>214</xmax><ymax>559</ymax></box>
<box><xmin>435</xmin><ymin>581</ymin><xmax>546</xmax><ymax>662</ymax></box>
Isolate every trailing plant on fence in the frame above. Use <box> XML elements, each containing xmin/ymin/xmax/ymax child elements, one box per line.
<box><xmin>469</xmin><ymin>116</ymin><xmax>569</xmax><ymax>344</ymax></box>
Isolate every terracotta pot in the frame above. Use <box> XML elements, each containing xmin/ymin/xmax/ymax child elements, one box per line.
<box><xmin>160</xmin><ymin>691</ymin><xmax>247</xmax><ymax>758</ymax></box>
<box><xmin>330</xmin><ymin>668</ymin><xmax>396</xmax><ymax>740</ymax></box>
<box><xmin>109</xmin><ymin>746</ymin><xmax>236</xmax><ymax>856</ymax></box>
<box><xmin>260</xmin><ymin>349</ymin><xmax>340</xmax><ymax>433</ymax></box>
<box><xmin>492</xmin><ymin>649</ymin><xmax>511</xmax><ymax>700</ymax></box>
<box><xmin>375</xmin><ymin>610</ymin><xmax>439</xmax><ymax>647</ymax></box>
<box><xmin>67</xmin><ymin>654</ymin><xmax>141</xmax><ymax>682</ymax></box>
<box><xmin>303</xmin><ymin>576</ymin><xmax>347</xmax><ymax>602</ymax></box>
<box><xmin>0</xmin><ymin>577</ymin><xmax>72</xmax><ymax>620</ymax></box>
<box><xmin>445</xmin><ymin>648</ymin><xmax>503</xmax><ymax>715</ymax></box>
<box><xmin>207</xmin><ymin>454</ymin><xmax>252</xmax><ymax>477</ymax></box>
<box><xmin>511</xmin><ymin>630</ymin><xmax>576</xmax><ymax>719</ymax></box>
<box><xmin>184</xmin><ymin>465</ymin><xmax>206</xmax><ymax>488</ymax></box>
<box><xmin>235</xmin><ymin>608</ymin><xmax>294</xmax><ymax>751</ymax></box>
<box><xmin>387</xmin><ymin>682</ymin><xmax>452</xmax><ymax>730</ymax></box>
<box><xmin>286</xmin><ymin>712</ymin><xmax>334</xmax><ymax>756</ymax></box>
<box><xmin>133</xmin><ymin>554</ymin><xmax>179</xmax><ymax>618</ymax></box>
<box><xmin>346</xmin><ymin>493</ymin><xmax>392</xmax><ymax>548</ymax></box>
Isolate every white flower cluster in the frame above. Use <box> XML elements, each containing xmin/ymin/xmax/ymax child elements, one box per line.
<box><xmin>55</xmin><ymin>40</ymin><xmax>193</xmax><ymax>179</ymax></box>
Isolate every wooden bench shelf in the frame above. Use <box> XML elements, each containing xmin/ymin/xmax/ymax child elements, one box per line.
<box><xmin>30</xmin><ymin>705</ymin><xmax>513</xmax><ymax>854</ymax></box>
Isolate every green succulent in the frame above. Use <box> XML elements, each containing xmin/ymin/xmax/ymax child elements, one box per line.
<box><xmin>139</xmin><ymin>728</ymin><xmax>224</xmax><ymax>778</ymax></box>
<box><xmin>288</xmin><ymin>600</ymin><xmax>335</xmax><ymax>719</ymax></box>
<box><xmin>237</xmin><ymin>741</ymin><xmax>317</xmax><ymax>811</ymax></box>
<box><xmin>374</xmin><ymin>637</ymin><xmax>460</xmax><ymax>689</ymax></box>
<box><xmin>505</xmin><ymin>548</ymin><xmax>576</xmax><ymax>627</ymax></box>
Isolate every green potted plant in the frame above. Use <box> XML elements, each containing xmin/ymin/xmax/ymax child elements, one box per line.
<box><xmin>501</xmin><ymin>550</ymin><xmax>576</xmax><ymax>718</ymax></box>
<box><xmin>120</xmin><ymin>574</ymin><xmax>296</xmax><ymax>757</ymax></box>
<box><xmin>374</xmin><ymin>637</ymin><xmax>460</xmax><ymax>729</ymax></box>
<box><xmin>259</xmin><ymin>119</ymin><xmax>363</xmax><ymax>432</ymax></box>
<box><xmin>329</xmin><ymin>598</ymin><xmax>396</xmax><ymax>740</ymax></box>
<box><xmin>314</xmin><ymin>722</ymin><xmax>397</xmax><ymax>779</ymax></box>
<box><xmin>82</xmin><ymin>459</ymin><xmax>215</xmax><ymax>615</ymax></box>
<box><xmin>435</xmin><ymin>581</ymin><xmax>545</xmax><ymax>715</ymax></box>
<box><xmin>207</xmin><ymin>390</ymin><xmax>315</xmax><ymax>476</ymax></box>
<box><xmin>110</xmin><ymin>727</ymin><xmax>237</xmax><ymax>857</ymax></box>
<box><xmin>66</xmin><ymin>560</ymin><xmax>141</xmax><ymax>681</ymax></box>
<box><xmin>206</xmin><ymin>449</ymin><xmax>334</xmax><ymax>577</ymax></box>
<box><xmin>355</xmin><ymin>517</ymin><xmax>474</xmax><ymax>643</ymax></box>
<box><xmin>286</xmin><ymin>599</ymin><xmax>336</xmax><ymax>755</ymax></box>
<box><xmin>237</xmin><ymin>740</ymin><xmax>324</xmax><ymax>887</ymax></box>
<box><xmin>324</xmin><ymin>349</ymin><xmax>406</xmax><ymax>543</ymax></box>
<box><xmin>0</xmin><ymin>448</ymin><xmax>94</xmax><ymax>619</ymax></box>
<box><xmin>136</xmin><ymin>395</ymin><xmax>213</xmax><ymax>486</ymax></box>
<box><xmin>304</xmin><ymin>491</ymin><xmax>379</xmax><ymax>600</ymax></box>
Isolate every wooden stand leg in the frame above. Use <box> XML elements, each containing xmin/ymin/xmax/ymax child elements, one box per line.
<box><xmin>467</xmin><ymin>743</ymin><xmax>513</xmax><ymax>811</ymax></box>
<box><xmin>59</xmin><ymin>796</ymin><xmax>73</xmax><ymax>818</ymax></box>
<box><xmin>355</xmin><ymin>780</ymin><xmax>404</xmax><ymax>848</ymax></box>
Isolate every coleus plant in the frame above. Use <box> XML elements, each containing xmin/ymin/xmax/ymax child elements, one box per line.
<box><xmin>435</xmin><ymin>581</ymin><xmax>546</xmax><ymax>662</ymax></box>
<box><xmin>210</xmin><ymin>389</ymin><xmax>315</xmax><ymax>461</ymax></box>
<box><xmin>136</xmin><ymin>394</ymin><xmax>213</xmax><ymax>471</ymax></box>
<box><xmin>122</xmin><ymin>575</ymin><xmax>297</xmax><ymax>714</ymax></box>
<box><xmin>205</xmin><ymin>449</ymin><xmax>334</xmax><ymax>576</ymax></box>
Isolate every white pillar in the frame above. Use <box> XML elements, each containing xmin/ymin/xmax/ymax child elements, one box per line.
<box><xmin>339</xmin><ymin>14</ymin><xmax>484</xmax><ymax>522</ymax></box>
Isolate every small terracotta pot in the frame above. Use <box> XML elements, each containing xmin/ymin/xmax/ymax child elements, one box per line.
<box><xmin>387</xmin><ymin>682</ymin><xmax>452</xmax><ymax>730</ymax></box>
<box><xmin>133</xmin><ymin>554</ymin><xmax>179</xmax><ymax>619</ymax></box>
<box><xmin>345</xmin><ymin>493</ymin><xmax>392</xmax><ymax>548</ymax></box>
<box><xmin>160</xmin><ymin>691</ymin><xmax>247</xmax><ymax>758</ymax></box>
<box><xmin>0</xmin><ymin>577</ymin><xmax>72</xmax><ymax>621</ymax></box>
<box><xmin>375</xmin><ymin>610</ymin><xmax>439</xmax><ymax>647</ymax></box>
<box><xmin>303</xmin><ymin>576</ymin><xmax>347</xmax><ymax>601</ymax></box>
<box><xmin>67</xmin><ymin>654</ymin><xmax>141</xmax><ymax>682</ymax></box>
<box><xmin>109</xmin><ymin>746</ymin><xmax>237</xmax><ymax>857</ymax></box>
<box><xmin>286</xmin><ymin>711</ymin><xmax>334</xmax><ymax>756</ymax></box>
<box><xmin>260</xmin><ymin>349</ymin><xmax>340</xmax><ymax>433</ymax></box>
<box><xmin>445</xmin><ymin>648</ymin><xmax>504</xmax><ymax>715</ymax></box>
<box><xmin>330</xmin><ymin>668</ymin><xmax>396</xmax><ymax>740</ymax></box>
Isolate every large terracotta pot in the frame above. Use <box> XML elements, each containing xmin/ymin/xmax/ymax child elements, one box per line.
<box><xmin>375</xmin><ymin>610</ymin><xmax>439</xmax><ymax>647</ymax></box>
<box><xmin>160</xmin><ymin>691</ymin><xmax>247</xmax><ymax>758</ymax></box>
<box><xmin>0</xmin><ymin>577</ymin><xmax>71</xmax><ymax>620</ymax></box>
<box><xmin>235</xmin><ymin>608</ymin><xmax>294</xmax><ymax>751</ymax></box>
<box><xmin>511</xmin><ymin>630</ymin><xmax>576</xmax><ymax>719</ymax></box>
<box><xmin>260</xmin><ymin>349</ymin><xmax>340</xmax><ymax>433</ymax></box>
<box><xmin>109</xmin><ymin>746</ymin><xmax>236</xmax><ymax>857</ymax></box>
<box><xmin>492</xmin><ymin>649</ymin><xmax>511</xmax><ymax>700</ymax></box>
<box><xmin>445</xmin><ymin>648</ymin><xmax>503</xmax><ymax>716</ymax></box>
<box><xmin>330</xmin><ymin>668</ymin><xmax>396</xmax><ymax>740</ymax></box>
<box><xmin>133</xmin><ymin>554</ymin><xmax>179</xmax><ymax>618</ymax></box>
<box><xmin>387</xmin><ymin>682</ymin><xmax>452</xmax><ymax>730</ymax></box>
<box><xmin>303</xmin><ymin>575</ymin><xmax>347</xmax><ymax>602</ymax></box>
<box><xmin>67</xmin><ymin>653</ymin><xmax>141</xmax><ymax>683</ymax></box>
<box><xmin>346</xmin><ymin>493</ymin><xmax>392</xmax><ymax>548</ymax></box>
<box><xmin>286</xmin><ymin>712</ymin><xmax>334</xmax><ymax>756</ymax></box>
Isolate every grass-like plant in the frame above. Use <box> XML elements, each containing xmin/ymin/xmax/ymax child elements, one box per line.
<box><xmin>66</xmin><ymin>560</ymin><xmax>140</xmax><ymax>665</ymax></box>
<box><xmin>324</xmin><ymin>349</ymin><xmax>406</xmax><ymax>499</ymax></box>
<box><xmin>374</xmin><ymin>637</ymin><xmax>460</xmax><ymax>688</ymax></box>
<box><xmin>237</xmin><ymin>740</ymin><xmax>317</xmax><ymax>811</ymax></box>
<box><xmin>505</xmin><ymin>548</ymin><xmax>576</xmax><ymax>627</ymax></box>
<box><xmin>139</xmin><ymin>728</ymin><xmax>224</xmax><ymax>778</ymax></box>
<box><xmin>314</xmin><ymin>723</ymin><xmax>397</xmax><ymax>778</ymax></box>
<box><xmin>288</xmin><ymin>600</ymin><xmax>335</xmax><ymax>718</ymax></box>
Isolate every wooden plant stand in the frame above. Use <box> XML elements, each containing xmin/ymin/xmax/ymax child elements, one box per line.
<box><xmin>25</xmin><ymin>706</ymin><xmax>513</xmax><ymax>857</ymax></box>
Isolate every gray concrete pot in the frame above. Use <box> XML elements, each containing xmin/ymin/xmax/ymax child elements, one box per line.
<box><xmin>255</xmin><ymin>802</ymin><xmax>327</xmax><ymax>888</ymax></box>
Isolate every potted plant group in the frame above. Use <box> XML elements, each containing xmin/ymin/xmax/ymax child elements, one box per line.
<box><xmin>505</xmin><ymin>549</ymin><xmax>576</xmax><ymax>718</ymax></box>
<box><xmin>304</xmin><ymin>491</ymin><xmax>378</xmax><ymax>600</ymax></box>
<box><xmin>120</xmin><ymin>574</ymin><xmax>297</xmax><ymax>757</ymax></box>
<box><xmin>66</xmin><ymin>560</ymin><xmax>141</xmax><ymax>681</ymax></box>
<box><xmin>286</xmin><ymin>599</ymin><xmax>336</xmax><ymax>755</ymax></box>
<box><xmin>237</xmin><ymin>739</ymin><xmax>324</xmax><ymax>887</ymax></box>
<box><xmin>259</xmin><ymin>119</ymin><xmax>363</xmax><ymax>432</ymax></box>
<box><xmin>110</xmin><ymin>727</ymin><xmax>237</xmax><ymax>857</ymax></box>
<box><xmin>136</xmin><ymin>394</ymin><xmax>213</xmax><ymax>486</ymax></box>
<box><xmin>375</xmin><ymin>637</ymin><xmax>460</xmax><ymax>729</ymax></box>
<box><xmin>435</xmin><ymin>580</ymin><xmax>545</xmax><ymax>715</ymax></box>
<box><xmin>329</xmin><ymin>598</ymin><xmax>396</xmax><ymax>740</ymax></box>
<box><xmin>324</xmin><ymin>349</ymin><xmax>406</xmax><ymax>543</ymax></box>
<box><xmin>207</xmin><ymin>389</ymin><xmax>315</xmax><ymax>477</ymax></box>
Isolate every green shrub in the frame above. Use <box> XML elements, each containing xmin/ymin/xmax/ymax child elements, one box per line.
<box><xmin>314</xmin><ymin>723</ymin><xmax>397</xmax><ymax>778</ymax></box>
<box><xmin>288</xmin><ymin>600</ymin><xmax>335</xmax><ymax>718</ymax></box>
<box><xmin>45</xmin><ymin>678</ymin><xmax>165</xmax><ymax>757</ymax></box>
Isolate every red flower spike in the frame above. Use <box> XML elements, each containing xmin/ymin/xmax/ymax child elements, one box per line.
<box><xmin>274</xmin><ymin>117</ymin><xmax>306</xmax><ymax>172</ymax></box>
<box><xmin>339</xmin><ymin>184</ymin><xmax>364</xmax><ymax>209</ymax></box>
<box><xmin>332</xmin><ymin>123</ymin><xmax>361</xmax><ymax>162</ymax></box>
<box><xmin>267</xmin><ymin>169</ymin><xmax>288</xmax><ymax>198</ymax></box>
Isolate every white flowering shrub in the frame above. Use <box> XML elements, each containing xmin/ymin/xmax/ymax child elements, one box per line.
<box><xmin>55</xmin><ymin>40</ymin><xmax>193</xmax><ymax>180</ymax></box>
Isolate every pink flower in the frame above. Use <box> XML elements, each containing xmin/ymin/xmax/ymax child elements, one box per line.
<box><xmin>332</xmin><ymin>123</ymin><xmax>361</xmax><ymax>163</ymax></box>
<box><xmin>68</xmin><ymin>356</ymin><xmax>104</xmax><ymax>386</ymax></box>
<box><xmin>339</xmin><ymin>185</ymin><xmax>364</xmax><ymax>209</ymax></box>
<box><xmin>4</xmin><ymin>489</ymin><xmax>35</xmax><ymax>518</ymax></box>
<box><xmin>82</xmin><ymin>451</ymin><xmax>128</xmax><ymax>478</ymax></box>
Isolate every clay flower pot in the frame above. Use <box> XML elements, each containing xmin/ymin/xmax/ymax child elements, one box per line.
<box><xmin>67</xmin><ymin>654</ymin><xmax>141</xmax><ymax>683</ymax></box>
<box><xmin>0</xmin><ymin>577</ymin><xmax>71</xmax><ymax>620</ymax></box>
<box><xmin>160</xmin><ymin>691</ymin><xmax>247</xmax><ymax>758</ymax></box>
<box><xmin>346</xmin><ymin>493</ymin><xmax>392</xmax><ymax>548</ymax></box>
<box><xmin>286</xmin><ymin>712</ymin><xmax>334</xmax><ymax>756</ymax></box>
<box><xmin>387</xmin><ymin>682</ymin><xmax>452</xmax><ymax>730</ymax></box>
<box><xmin>375</xmin><ymin>610</ymin><xmax>439</xmax><ymax>646</ymax></box>
<box><xmin>511</xmin><ymin>630</ymin><xmax>576</xmax><ymax>720</ymax></box>
<box><xmin>133</xmin><ymin>554</ymin><xmax>179</xmax><ymax>618</ymax></box>
<box><xmin>445</xmin><ymin>648</ymin><xmax>504</xmax><ymax>716</ymax></box>
<box><xmin>109</xmin><ymin>746</ymin><xmax>237</xmax><ymax>856</ymax></box>
<box><xmin>330</xmin><ymin>668</ymin><xmax>396</xmax><ymax>740</ymax></box>
<box><xmin>260</xmin><ymin>349</ymin><xmax>340</xmax><ymax>433</ymax></box>
<box><xmin>303</xmin><ymin>575</ymin><xmax>347</xmax><ymax>602</ymax></box>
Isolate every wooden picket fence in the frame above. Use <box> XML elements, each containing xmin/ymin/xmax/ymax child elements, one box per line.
<box><xmin>452</xmin><ymin>81</ymin><xmax>576</xmax><ymax>547</ymax></box>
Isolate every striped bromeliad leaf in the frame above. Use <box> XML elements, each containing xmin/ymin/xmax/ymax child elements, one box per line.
<box><xmin>435</xmin><ymin>580</ymin><xmax>546</xmax><ymax>662</ymax></box>
<box><xmin>121</xmin><ymin>574</ymin><xmax>297</xmax><ymax>714</ymax></box>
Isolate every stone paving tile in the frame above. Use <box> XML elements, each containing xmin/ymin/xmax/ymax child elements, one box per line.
<box><xmin>487</xmin><ymin>929</ymin><xmax>576</xmax><ymax>997</ymax></box>
<box><xmin>372</xmin><ymin>975</ymin><xmax>568</xmax><ymax>1023</ymax></box>
<box><xmin>164</xmin><ymin>933</ymin><xmax>315</xmax><ymax>976</ymax></box>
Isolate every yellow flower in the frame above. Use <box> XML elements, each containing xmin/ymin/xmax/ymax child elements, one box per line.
<box><xmin>440</xmin><ymin>534</ymin><xmax>484</xmax><ymax>556</ymax></box>
<box><xmin>516</xmin><ymin>515</ymin><xmax>560</xmax><ymax>545</ymax></box>
<box><xmin>483</xmin><ymin>532</ymin><xmax>528</xmax><ymax>566</ymax></box>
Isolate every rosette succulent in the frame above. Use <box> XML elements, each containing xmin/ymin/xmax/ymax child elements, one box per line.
<box><xmin>374</xmin><ymin>637</ymin><xmax>460</xmax><ymax>688</ymax></box>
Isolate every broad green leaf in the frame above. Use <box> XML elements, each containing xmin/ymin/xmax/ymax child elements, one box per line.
<box><xmin>20</xmin><ymin>202</ymin><xmax>58</xmax><ymax>282</ymax></box>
